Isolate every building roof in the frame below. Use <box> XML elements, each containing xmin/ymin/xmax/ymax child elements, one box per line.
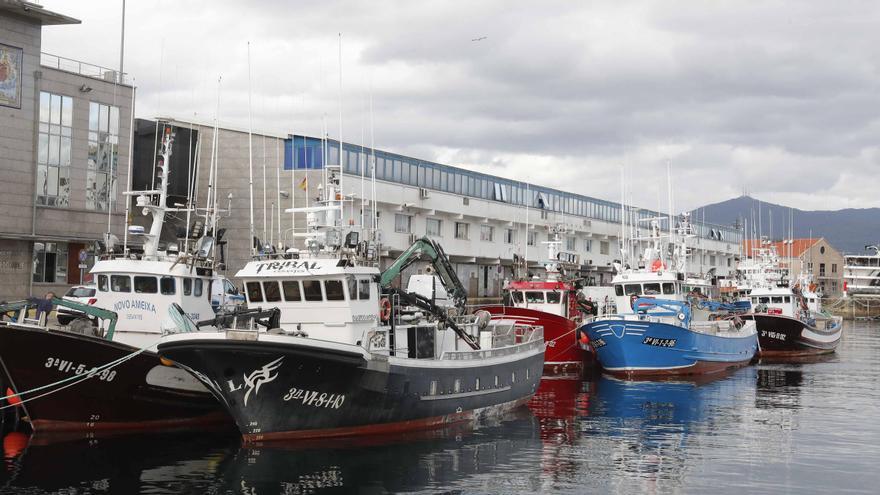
<box><xmin>742</xmin><ymin>238</ymin><xmax>824</xmax><ymax>259</ymax></box>
<box><xmin>0</xmin><ymin>0</ymin><xmax>80</xmax><ymax>25</ymax></box>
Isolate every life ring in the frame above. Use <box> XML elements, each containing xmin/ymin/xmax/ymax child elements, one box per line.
<box><xmin>379</xmin><ymin>298</ymin><xmax>392</xmax><ymax>322</ymax></box>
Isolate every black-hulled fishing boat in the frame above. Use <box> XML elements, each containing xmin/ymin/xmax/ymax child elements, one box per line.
<box><xmin>741</xmin><ymin>285</ymin><xmax>842</xmax><ymax>357</ymax></box>
<box><xmin>735</xmin><ymin>244</ymin><xmax>843</xmax><ymax>357</ymax></box>
<box><xmin>158</xmin><ymin>165</ymin><xmax>545</xmax><ymax>441</ymax></box>
<box><xmin>0</xmin><ymin>125</ymin><xmax>231</xmax><ymax>432</ymax></box>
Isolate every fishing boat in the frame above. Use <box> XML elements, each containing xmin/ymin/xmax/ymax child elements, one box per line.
<box><xmin>580</xmin><ymin>214</ymin><xmax>758</xmax><ymax>378</ymax></box>
<box><xmin>0</xmin><ymin>125</ymin><xmax>230</xmax><ymax>432</ymax></box>
<box><xmin>157</xmin><ymin>164</ymin><xmax>544</xmax><ymax>441</ymax></box>
<box><xmin>735</xmin><ymin>245</ymin><xmax>842</xmax><ymax>357</ymax></box>
<box><xmin>481</xmin><ymin>227</ymin><xmax>592</xmax><ymax>376</ymax></box>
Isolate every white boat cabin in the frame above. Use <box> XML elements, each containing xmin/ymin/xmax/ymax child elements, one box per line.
<box><xmin>611</xmin><ymin>271</ymin><xmax>712</xmax><ymax>313</ymax></box>
<box><xmin>505</xmin><ymin>281</ymin><xmax>572</xmax><ymax>318</ymax></box>
<box><xmin>236</xmin><ymin>258</ymin><xmax>380</xmax><ymax>346</ymax></box>
<box><xmin>744</xmin><ymin>286</ymin><xmax>820</xmax><ymax>317</ymax></box>
<box><xmin>91</xmin><ymin>259</ymin><xmax>217</xmax><ymax>348</ymax></box>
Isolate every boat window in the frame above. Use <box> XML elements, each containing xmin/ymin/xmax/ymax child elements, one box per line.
<box><xmin>160</xmin><ymin>277</ymin><xmax>176</xmax><ymax>295</ymax></box>
<box><xmin>303</xmin><ymin>280</ymin><xmax>323</xmax><ymax>301</ymax></box>
<box><xmin>325</xmin><ymin>280</ymin><xmax>345</xmax><ymax>301</ymax></box>
<box><xmin>662</xmin><ymin>283</ymin><xmax>676</xmax><ymax>295</ymax></box>
<box><xmin>194</xmin><ymin>279</ymin><xmax>204</xmax><ymax>297</ymax></box>
<box><xmin>282</xmin><ymin>281</ymin><xmax>302</xmax><ymax>302</ymax></box>
<box><xmin>758</xmin><ymin>297</ymin><xmax>770</xmax><ymax>304</ymax></box>
<box><xmin>347</xmin><ymin>276</ymin><xmax>358</xmax><ymax>300</ymax></box>
<box><xmin>97</xmin><ymin>275</ymin><xmax>108</xmax><ymax>292</ymax></box>
<box><xmin>771</xmin><ymin>296</ymin><xmax>783</xmax><ymax>303</ymax></box>
<box><xmin>246</xmin><ymin>282</ymin><xmax>264</xmax><ymax>303</ymax></box>
<box><xmin>359</xmin><ymin>279</ymin><xmax>370</xmax><ymax>300</ymax></box>
<box><xmin>643</xmin><ymin>283</ymin><xmax>661</xmax><ymax>295</ymax></box>
<box><xmin>624</xmin><ymin>284</ymin><xmax>641</xmax><ymax>296</ymax></box>
<box><xmin>263</xmin><ymin>281</ymin><xmax>282</xmax><ymax>302</ymax></box>
<box><xmin>183</xmin><ymin>278</ymin><xmax>192</xmax><ymax>296</ymax></box>
<box><xmin>511</xmin><ymin>291</ymin><xmax>524</xmax><ymax>303</ymax></box>
<box><xmin>134</xmin><ymin>276</ymin><xmax>157</xmax><ymax>293</ymax></box>
<box><xmin>546</xmin><ymin>292</ymin><xmax>561</xmax><ymax>304</ymax></box>
<box><xmin>110</xmin><ymin>275</ymin><xmax>131</xmax><ymax>293</ymax></box>
<box><xmin>784</xmin><ymin>296</ymin><xmax>791</xmax><ymax>303</ymax></box>
<box><xmin>206</xmin><ymin>280</ymin><xmax>213</xmax><ymax>300</ymax></box>
<box><xmin>614</xmin><ymin>285</ymin><xmax>624</xmax><ymax>296</ymax></box>
<box><xmin>525</xmin><ymin>291</ymin><xmax>545</xmax><ymax>303</ymax></box>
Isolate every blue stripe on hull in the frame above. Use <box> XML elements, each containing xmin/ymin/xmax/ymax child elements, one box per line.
<box><xmin>583</xmin><ymin>320</ymin><xmax>758</xmax><ymax>374</ymax></box>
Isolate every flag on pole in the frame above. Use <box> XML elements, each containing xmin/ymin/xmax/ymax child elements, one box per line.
<box><xmin>298</xmin><ymin>176</ymin><xmax>308</xmax><ymax>191</ymax></box>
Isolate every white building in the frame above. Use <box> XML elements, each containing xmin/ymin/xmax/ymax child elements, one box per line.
<box><xmin>140</xmin><ymin>119</ymin><xmax>741</xmax><ymax>300</ymax></box>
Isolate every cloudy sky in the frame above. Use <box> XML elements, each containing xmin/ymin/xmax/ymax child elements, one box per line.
<box><xmin>39</xmin><ymin>0</ymin><xmax>880</xmax><ymax>212</ymax></box>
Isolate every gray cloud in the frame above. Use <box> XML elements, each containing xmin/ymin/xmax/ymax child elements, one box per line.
<box><xmin>39</xmin><ymin>0</ymin><xmax>880</xmax><ymax>211</ymax></box>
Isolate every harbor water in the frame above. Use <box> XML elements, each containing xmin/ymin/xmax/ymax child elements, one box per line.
<box><xmin>1</xmin><ymin>320</ymin><xmax>877</xmax><ymax>494</ymax></box>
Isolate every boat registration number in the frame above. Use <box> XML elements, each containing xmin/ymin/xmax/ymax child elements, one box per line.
<box><xmin>760</xmin><ymin>330</ymin><xmax>787</xmax><ymax>341</ymax></box>
<box><xmin>44</xmin><ymin>357</ymin><xmax>117</xmax><ymax>382</ymax></box>
<box><xmin>283</xmin><ymin>388</ymin><xmax>346</xmax><ymax>409</ymax></box>
<box><xmin>642</xmin><ymin>337</ymin><xmax>677</xmax><ymax>348</ymax></box>
<box><xmin>591</xmin><ymin>338</ymin><xmax>606</xmax><ymax>349</ymax></box>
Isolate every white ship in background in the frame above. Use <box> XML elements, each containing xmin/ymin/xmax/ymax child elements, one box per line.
<box><xmin>843</xmin><ymin>245</ymin><xmax>880</xmax><ymax>298</ymax></box>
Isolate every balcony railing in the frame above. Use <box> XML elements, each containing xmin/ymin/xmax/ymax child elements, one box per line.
<box><xmin>40</xmin><ymin>52</ymin><xmax>129</xmax><ymax>85</ymax></box>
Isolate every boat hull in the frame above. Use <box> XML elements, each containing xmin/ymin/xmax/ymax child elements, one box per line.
<box><xmin>480</xmin><ymin>306</ymin><xmax>590</xmax><ymax>376</ymax></box>
<box><xmin>158</xmin><ymin>336</ymin><xmax>545</xmax><ymax>442</ymax></box>
<box><xmin>0</xmin><ymin>325</ymin><xmax>228</xmax><ymax>432</ymax></box>
<box><xmin>742</xmin><ymin>314</ymin><xmax>842</xmax><ymax>357</ymax></box>
<box><xmin>582</xmin><ymin>319</ymin><xmax>757</xmax><ymax>378</ymax></box>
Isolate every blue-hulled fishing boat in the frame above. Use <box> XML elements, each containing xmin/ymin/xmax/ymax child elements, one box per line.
<box><xmin>578</xmin><ymin>212</ymin><xmax>757</xmax><ymax>378</ymax></box>
<box><xmin>583</xmin><ymin>298</ymin><xmax>757</xmax><ymax>377</ymax></box>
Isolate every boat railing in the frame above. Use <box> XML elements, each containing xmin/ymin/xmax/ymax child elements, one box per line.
<box><xmin>439</xmin><ymin>331</ymin><xmax>544</xmax><ymax>361</ymax></box>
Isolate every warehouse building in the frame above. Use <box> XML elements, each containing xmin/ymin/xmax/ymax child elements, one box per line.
<box><xmin>135</xmin><ymin>118</ymin><xmax>742</xmax><ymax>299</ymax></box>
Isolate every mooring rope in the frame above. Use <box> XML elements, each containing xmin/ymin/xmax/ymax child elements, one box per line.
<box><xmin>0</xmin><ymin>337</ymin><xmax>163</xmax><ymax>411</ymax></box>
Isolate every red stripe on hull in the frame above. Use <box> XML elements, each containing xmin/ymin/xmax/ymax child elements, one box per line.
<box><xmin>242</xmin><ymin>398</ymin><xmax>531</xmax><ymax>443</ymax></box>
<box><xmin>758</xmin><ymin>347</ymin><xmax>837</xmax><ymax>358</ymax></box>
<box><xmin>30</xmin><ymin>412</ymin><xmax>231</xmax><ymax>433</ymax></box>
<box><xmin>604</xmin><ymin>358</ymin><xmax>753</xmax><ymax>380</ymax></box>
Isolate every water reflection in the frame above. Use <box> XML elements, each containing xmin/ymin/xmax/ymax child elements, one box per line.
<box><xmin>1</xmin><ymin>323</ymin><xmax>878</xmax><ymax>493</ymax></box>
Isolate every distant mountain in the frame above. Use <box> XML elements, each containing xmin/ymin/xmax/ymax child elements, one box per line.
<box><xmin>691</xmin><ymin>195</ymin><xmax>880</xmax><ymax>255</ymax></box>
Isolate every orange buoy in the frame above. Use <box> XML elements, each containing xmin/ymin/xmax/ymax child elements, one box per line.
<box><xmin>650</xmin><ymin>259</ymin><xmax>664</xmax><ymax>272</ymax></box>
<box><xmin>159</xmin><ymin>357</ymin><xmax>176</xmax><ymax>367</ymax></box>
<box><xmin>5</xmin><ymin>387</ymin><xmax>21</xmax><ymax>407</ymax></box>
<box><xmin>3</xmin><ymin>432</ymin><xmax>28</xmax><ymax>458</ymax></box>
<box><xmin>579</xmin><ymin>333</ymin><xmax>589</xmax><ymax>345</ymax></box>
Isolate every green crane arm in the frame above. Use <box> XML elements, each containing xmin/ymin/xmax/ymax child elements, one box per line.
<box><xmin>379</xmin><ymin>236</ymin><xmax>467</xmax><ymax>311</ymax></box>
<box><xmin>50</xmin><ymin>297</ymin><xmax>119</xmax><ymax>340</ymax></box>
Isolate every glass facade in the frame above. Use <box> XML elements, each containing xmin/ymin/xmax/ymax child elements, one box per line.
<box><xmin>37</xmin><ymin>92</ymin><xmax>72</xmax><ymax>206</ymax></box>
<box><xmin>284</xmin><ymin>136</ymin><xmax>741</xmax><ymax>243</ymax></box>
<box><xmin>87</xmin><ymin>102</ymin><xmax>120</xmax><ymax>211</ymax></box>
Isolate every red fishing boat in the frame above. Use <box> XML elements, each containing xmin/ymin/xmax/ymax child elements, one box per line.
<box><xmin>481</xmin><ymin>230</ymin><xmax>594</xmax><ymax>376</ymax></box>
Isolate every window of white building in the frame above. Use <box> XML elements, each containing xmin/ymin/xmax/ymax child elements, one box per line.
<box><xmin>480</xmin><ymin>225</ymin><xmax>495</xmax><ymax>242</ymax></box>
<box><xmin>394</xmin><ymin>214</ymin><xmax>412</xmax><ymax>233</ymax></box>
<box><xmin>455</xmin><ymin>222</ymin><xmax>469</xmax><ymax>240</ymax></box>
<box><xmin>426</xmin><ymin>218</ymin><xmax>442</xmax><ymax>237</ymax></box>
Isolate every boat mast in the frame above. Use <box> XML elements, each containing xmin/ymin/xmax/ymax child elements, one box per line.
<box><xmin>247</xmin><ymin>41</ymin><xmax>256</xmax><ymax>256</ymax></box>
<box><xmin>141</xmin><ymin>126</ymin><xmax>173</xmax><ymax>260</ymax></box>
